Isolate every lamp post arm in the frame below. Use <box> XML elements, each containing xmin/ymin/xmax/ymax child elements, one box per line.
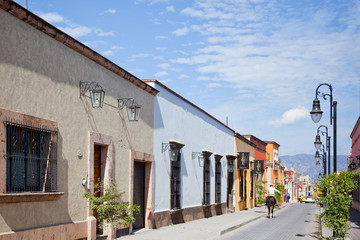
<box><xmin>315</xmin><ymin>83</ymin><xmax>333</xmax><ymax>125</ymax></box>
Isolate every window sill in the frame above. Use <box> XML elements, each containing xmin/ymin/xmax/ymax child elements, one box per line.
<box><xmin>0</xmin><ymin>192</ymin><xmax>64</xmax><ymax>203</ymax></box>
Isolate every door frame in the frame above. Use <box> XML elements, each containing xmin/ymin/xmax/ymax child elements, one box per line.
<box><xmin>87</xmin><ymin>132</ymin><xmax>114</xmax><ymax>238</ymax></box>
<box><xmin>129</xmin><ymin>150</ymin><xmax>154</xmax><ymax>233</ymax></box>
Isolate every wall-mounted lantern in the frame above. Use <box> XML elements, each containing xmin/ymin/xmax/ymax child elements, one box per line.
<box><xmin>357</xmin><ymin>155</ymin><xmax>360</xmax><ymax>165</ymax></box>
<box><xmin>118</xmin><ymin>98</ymin><xmax>141</xmax><ymax>121</ymax></box>
<box><xmin>162</xmin><ymin>140</ymin><xmax>184</xmax><ymax>161</ymax></box>
<box><xmin>80</xmin><ymin>81</ymin><xmax>105</xmax><ymax>108</ymax></box>
<box><xmin>192</xmin><ymin>152</ymin><xmax>204</xmax><ymax>167</ymax></box>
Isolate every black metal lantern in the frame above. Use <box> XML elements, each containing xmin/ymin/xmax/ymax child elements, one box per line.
<box><xmin>310</xmin><ymin>98</ymin><xmax>323</xmax><ymax>123</ymax></box>
<box><xmin>118</xmin><ymin>98</ymin><xmax>141</xmax><ymax>121</ymax></box>
<box><xmin>80</xmin><ymin>81</ymin><xmax>105</xmax><ymax>108</ymax></box>
<box><xmin>316</xmin><ymin>160</ymin><xmax>320</xmax><ymax>167</ymax></box>
<box><xmin>314</xmin><ymin>134</ymin><xmax>322</xmax><ymax>150</ymax></box>
<box><xmin>315</xmin><ymin>150</ymin><xmax>321</xmax><ymax>162</ymax></box>
<box><xmin>169</xmin><ymin>143</ymin><xmax>179</xmax><ymax>162</ymax></box>
<box><xmin>90</xmin><ymin>88</ymin><xmax>105</xmax><ymax>108</ymax></box>
<box><xmin>357</xmin><ymin>156</ymin><xmax>360</xmax><ymax>165</ymax></box>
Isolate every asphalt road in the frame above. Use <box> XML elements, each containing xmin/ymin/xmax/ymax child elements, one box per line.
<box><xmin>219</xmin><ymin>203</ymin><xmax>320</xmax><ymax>240</ymax></box>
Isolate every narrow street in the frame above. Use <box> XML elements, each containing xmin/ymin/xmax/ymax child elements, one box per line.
<box><xmin>219</xmin><ymin>203</ymin><xmax>320</xmax><ymax>240</ymax></box>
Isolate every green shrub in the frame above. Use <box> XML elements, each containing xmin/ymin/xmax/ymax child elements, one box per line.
<box><xmin>316</xmin><ymin>171</ymin><xmax>360</xmax><ymax>238</ymax></box>
<box><xmin>84</xmin><ymin>180</ymin><xmax>140</xmax><ymax>229</ymax></box>
<box><xmin>275</xmin><ymin>183</ymin><xmax>285</xmax><ymax>202</ymax></box>
<box><xmin>255</xmin><ymin>180</ymin><xmax>267</xmax><ymax>205</ymax></box>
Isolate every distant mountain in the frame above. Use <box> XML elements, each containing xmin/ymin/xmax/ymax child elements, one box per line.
<box><xmin>279</xmin><ymin>154</ymin><xmax>348</xmax><ymax>180</ymax></box>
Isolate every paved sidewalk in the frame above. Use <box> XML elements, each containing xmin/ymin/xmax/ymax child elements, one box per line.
<box><xmin>117</xmin><ymin>202</ymin><xmax>294</xmax><ymax>240</ymax></box>
<box><xmin>320</xmin><ymin>207</ymin><xmax>360</xmax><ymax>240</ymax></box>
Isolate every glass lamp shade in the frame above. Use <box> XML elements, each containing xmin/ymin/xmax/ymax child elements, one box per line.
<box><xmin>315</xmin><ymin>151</ymin><xmax>321</xmax><ymax>162</ymax></box>
<box><xmin>357</xmin><ymin>156</ymin><xmax>360</xmax><ymax>165</ymax></box>
<box><xmin>314</xmin><ymin>134</ymin><xmax>322</xmax><ymax>150</ymax></box>
<box><xmin>169</xmin><ymin>144</ymin><xmax>179</xmax><ymax>162</ymax></box>
<box><xmin>310</xmin><ymin>98</ymin><xmax>323</xmax><ymax>123</ymax></box>
<box><xmin>90</xmin><ymin>89</ymin><xmax>105</xmax><ymax>108</ymax></box>
<box><xmin>126</xmin><ymin>105</ymin><xmax>140</xmax><ymax>121</ymax></box>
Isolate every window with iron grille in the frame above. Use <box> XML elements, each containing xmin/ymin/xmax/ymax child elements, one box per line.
<box><xmin>5</xmin><ymin>121</ymin><xmax>57</xmax><ymax>193</ymax></box>
<box><xmin>215</xmin><ymin>159</ymin><xmax>221</xmax><ymax>203</ymax></box>
<box><xmin>170</xmin><ymin>151</ymin><xmax>181</xmax><ymax>210</ymax></box>
<box><xmin>203</xmin><ymin>155</ymin><xmax>211</xmax><ymax>205</ymax></box>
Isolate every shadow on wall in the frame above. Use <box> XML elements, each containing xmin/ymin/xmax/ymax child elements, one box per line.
<box><xmin>0</xmin><ymin>133</ymin><xmax>72</xmax><ymax>232</ymax></box>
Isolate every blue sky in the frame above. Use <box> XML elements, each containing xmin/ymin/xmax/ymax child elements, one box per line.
<box><xmin>15</xmin><ymin>0</ymin><xmax>360</xmax><ymax>160</ymax></box>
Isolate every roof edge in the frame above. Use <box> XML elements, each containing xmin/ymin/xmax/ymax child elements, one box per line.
<box><xmin>144</xmin><ymin>79</ymin><xmax>236</xmax><ymax>134</ymax></box>
<box><xmin>0</xmin><ymin>0</ymin><xmax>158</xmax><ymax>96</ymax></box>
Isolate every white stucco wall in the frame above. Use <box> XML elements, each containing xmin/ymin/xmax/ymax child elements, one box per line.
<box><xmin>147</xmin><ymin>81</ymin><xmax>234</xmax><ymax>213</ymax></box>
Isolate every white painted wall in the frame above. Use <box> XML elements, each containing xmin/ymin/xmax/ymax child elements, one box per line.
<box><xmin>148</xmin><ymin>81</ymin><xmax>234</xmax><ymax>213</ymax></box>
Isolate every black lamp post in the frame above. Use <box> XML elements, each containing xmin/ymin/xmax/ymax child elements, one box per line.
<box><xmin>310</xmin><ymin>83</ymin><xmax>337</xmax><ymax>173</ymax></box>
<box><xmin>314</xmin><ymin>125</ymin><xmax>330</xmax><ymax>175</ymax></box>
<box><xmin>315</xmin><ymin>144</ymin><xmax>326</xmax><ymax>176</ymax></box>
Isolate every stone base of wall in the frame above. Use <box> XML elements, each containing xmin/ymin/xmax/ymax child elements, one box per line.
<box><xmin>153</xmin><ymin>203</ymin><xmax>227</xmax><ymax>229</ymax></box>
<box><xmin>0</xmin><ymin>217</ymin><xmax>96</xmax><ymax>240</ymax></box>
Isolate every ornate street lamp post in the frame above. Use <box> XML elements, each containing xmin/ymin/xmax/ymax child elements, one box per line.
<box><xmin>315</xmin><ymin>144</ymin><xmax>326</xmax><ymax>176</ymax></box>
<box><xmin>314</xmin><ymin>125</ymin><xmax>330</xmax><ymax>175</ymax></box>
<box><xmin>310</xmin><ymin>83</ymin><xmax>337</xmax><ymax>173</ymax></box>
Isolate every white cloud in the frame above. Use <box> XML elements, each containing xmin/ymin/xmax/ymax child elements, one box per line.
<box><xmin>39</xmin><ymin>12</ymin><xmax>64</xmax><ymax>23</ymax></box>
<box><xmin>158</xmin><ymin>63</ymin><xmax>170</xmax><ymax>69</ymax></box>
<box><xmin>166</xmin><ymin>6</ymin><xmax>175</xmax><ymax>13</ymax></box>
<box><xmin>58</xmin><ymin>26</ymin><xmax>91</xmax><ymax>38</ymax></box>
<box><xmin>155</xmin><ymin>35</ymin><xmax>169</xmax><ymax>40</ymax></box>
<box><xmin>268</xmin><ymin>107</ymin><xmax>309</xmax><ymax>126</ymax></box>
<box><xmin>155</xmin><ymin>71</ymin><xmax>168</xmax><ymax>77</ymax></box>
<box><xmin>131</xmin><ymin>53</ymin><xmax>152</xmax><ymax>58</ymax></box>
<box><xmin>100</xmin><ymin>9</ymin><xmax>117</xmax><ymax>15</ymax></box>
<box><xmin>206</xmin><ymin>83</ymin><xmax>222</xmax><ymax>88</ymax></box>
<box><xmin>178</xmin><ymin>74</ymin><xmax>189</xmax><ymax>79</ymax></box>
<box><xmin>94</xmin><ymin>29</ymin><xmax>115</xmax><ymax>36</ymax></box>
<box><xmin>102</xmin><ymin>50</ymin><xmax>113</xmax><ymax>56</ymax></box>
<box><xmin>172</xmin><ymin>27</ymin><xmax>189</xmax><ymax>36</ymax></box>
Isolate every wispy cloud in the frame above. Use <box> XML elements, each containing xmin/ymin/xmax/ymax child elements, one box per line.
<box><xmin>155</xmin><ymin>71</ymin><xmax>168</xmax><ymax>77</ymax></box>
<box><xmin>94</xmin><ymin>29</ymin><xmax>114</xmax><ymax>36</ymax></box>
<box><xmin>269</xmin><ymin>107</ymin><xmax>309</xmax><ymax>126</ymax></box>
<box><xmin>39</xmin><ymin>12</ymin><xmax>64</xmax><ymax>23</ymax></box>
<box><xmin>100</xmin><ymin>9</ymin><xmax>117</xmax><ymax>15</ymax></box>
<box><xmin>166</xmin><ymin>6</ymin><xmax>175</xmax><ymax>13</ymax></box>
<box><xmin>172</xmin><ymin>27</ymin><xmax>189</xmax><ymax>36</ymax></box>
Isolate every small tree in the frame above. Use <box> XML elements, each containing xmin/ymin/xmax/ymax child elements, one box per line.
<box><xmin>275</xmin><ymin>183</ymin><xmax>285</xmax><ymax>202</ymax></box>
<box><xmin>255</xmin><ymin>180</ymin><xmax>267</xmax><ymax>205</ymax></box>
<box><xmin>316</xmin><ymin>171</ymin><xmax>360</xmax><ymax>239</ymax></box>
<box><xmin>84</xmin><ymin>180</ymin><xmax>140</xmax><ymax>229</ymax></box>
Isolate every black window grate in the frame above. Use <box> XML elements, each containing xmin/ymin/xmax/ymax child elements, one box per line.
<box><xmin>5</xmin><ymin>120</ymin><xmax>57</xmax><ymax>193</ymax></box>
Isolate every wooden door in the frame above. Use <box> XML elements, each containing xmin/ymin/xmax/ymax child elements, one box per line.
<box><xmin>133</xmin><ymin>161</ymin><xmax>145</xmax><ymax>229</ymax></box>
<box><xmin>94</xmin><ymin>145</ymin><xmax>102</xmax><ymax>233</ymax></box>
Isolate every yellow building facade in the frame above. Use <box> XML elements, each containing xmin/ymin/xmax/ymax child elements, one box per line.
<box><xmin>234</xmin><ymin>134</ymin><xmax>256</xmax><ymax>211</ymax></box>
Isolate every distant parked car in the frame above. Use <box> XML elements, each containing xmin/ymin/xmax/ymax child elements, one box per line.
<box><xmin>305</xmin><ymin>196</ymin><xmax>315</xmax><ymax>203</ymax></box>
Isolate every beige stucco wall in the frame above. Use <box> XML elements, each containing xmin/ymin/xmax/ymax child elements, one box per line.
<box><xmin>0</xmin><ymin>7</ymin><xmax>154</xmax><ymax>234</ymax></box>
<box><xmin>234</xmin><ymin>137</ymin><xmax>255</xmax><ymax>211</ymax></box>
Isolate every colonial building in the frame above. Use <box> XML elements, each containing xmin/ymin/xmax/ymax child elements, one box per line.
<box><xmin>144</xmin><ymin>80</ymin><xmax>235</xmax><ymax>228</ymax></box>
<box><xmin>0</xmin><ymin>1</ymin><xmax>157</xmax><ymax>239</ymax></box>
<box><xmin>350</xmin><ymin>116</ymin><xmax>360</xmax><ymax>212</ymax></box>
<box><xmin>234</xmin><ymin>133</ymin><xmax>256</xmax><ymax>211</ymax></box>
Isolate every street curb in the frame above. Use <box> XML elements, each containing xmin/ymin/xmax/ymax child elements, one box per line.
<box><xmin>218</xmin><ymin>204</ymin><xmax>289</xmax><ymax>236</ymax></box>
<box><xmin>219</xmin><ymin>214</ymin><xmax>266</xmax><ymax>236</ymax></box>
